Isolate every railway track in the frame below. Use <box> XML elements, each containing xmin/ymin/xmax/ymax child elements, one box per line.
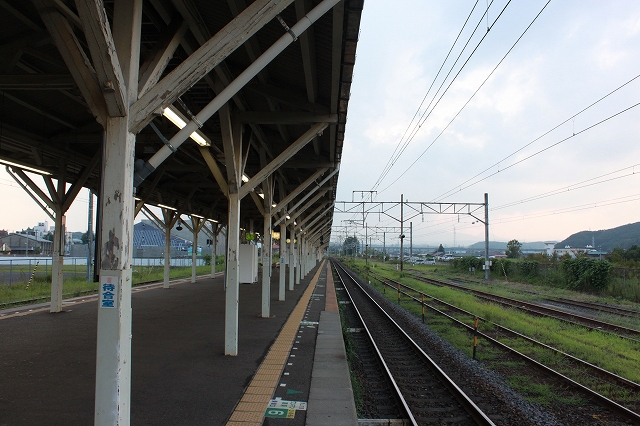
<box><xmin>367</xmin><ymin>271</ymin><xmax>640</xmax><ymax>422</ymax></box>
<box><xmin>408</xmin><ymin>273</ymin><xmax>640</xmax><ymax>342</ymax></box>
<box><xmin>544</xmin><ymin>297</ymin><xmax>640</xmax><ymax>319</ymax></box>
<box><xmin>333</xmin><ymin>260</ymin><xmax>495</xmax><ymax>425</ymax></box>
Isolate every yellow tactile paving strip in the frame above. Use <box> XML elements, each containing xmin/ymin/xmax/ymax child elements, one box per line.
<box><xmin>227</xmin><ymin>260</ymin><xmax>326</xmax><ymax>426</ymax></box>
<box><xmin>0</xmin><ymin>273</ymin><xmax>221</xmax><ymax>321</ymax></box>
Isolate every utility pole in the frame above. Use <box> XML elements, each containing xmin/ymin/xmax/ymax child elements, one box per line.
<box><xmin>365</xmin><ymin>223</ymin><xmax>368</xmax><ymax>268</ymax></box>
<box><xmin>410</xmin><ymin>222</ymin><xmax>413</xmax><ymax>265</ymax></box>
<box><xmin>383</xmin><ymin>232</ymin><xmax>386</xmax><ymax>263</ymax></box>
<box><xmin>484</xmin><ymin>193</ymin><xmax>490</xmax><ymax>280</ymax></box>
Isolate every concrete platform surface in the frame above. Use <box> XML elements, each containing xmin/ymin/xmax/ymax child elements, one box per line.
<box><xmin>0</xmin><ymin>260</ymin><xmax>358</xmax><ymax>425</ymax></box>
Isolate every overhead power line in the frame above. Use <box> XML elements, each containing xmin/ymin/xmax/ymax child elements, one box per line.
<box><xmin>492</xmin><ymin>164</ymin><xmax>640</xmax><ymax>210</ymax></box>
<box><xmin>434</xmin><ymin>72</ymin><xmax>640</xmax><ymax>201</ymax></box>
<box><xmin>371</xmin><ymin>0</ymin><xmax>485</xmax><ymax>193</ymax></box>
<box><xmin>378</xmin><ymin>0</ymin><xmax>552</xmax><ymax>194</ymax></box>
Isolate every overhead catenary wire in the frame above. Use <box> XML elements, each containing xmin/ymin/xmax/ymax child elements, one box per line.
<box><xmin>432</xmin><ymin>100</ymin><xmax>640</xmax><ymax>197</ymax></box>
<box><xmin>492</xmin><ymin>164</ymin><xmax>640</xmax><ymax>210</ymax></box>
<box><xmin>370</xmin><ymin>0</ymin><xmax>483</xmax><ymax>193</ymax></box>
<box><xmin>434</xmin><ymin>72</ymin><xmax>640</xmax><ymax>201</ymax></box>
<box><xmin>378</xmin><ymin>0</ymin><xmax>552</xmax><ymax>194</ymax></box>
<box><xmin>373</xmin><ymin>0</ymin><xmax>513</xmax><ymax>194</ymax></box>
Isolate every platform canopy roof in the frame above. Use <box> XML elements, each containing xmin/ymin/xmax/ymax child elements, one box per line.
<box><xmin>0</xmin><ymin>0</ymin><xmax>363</xmax><ymax>243</ymax></box>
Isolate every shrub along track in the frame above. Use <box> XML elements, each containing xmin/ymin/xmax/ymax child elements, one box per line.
<box><xmin>366</xmin><ymin>270</ymin><xmax>640</xmax><ymax>424</ymax></box>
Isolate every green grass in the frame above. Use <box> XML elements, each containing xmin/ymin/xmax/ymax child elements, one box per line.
<box><xmin>0</xmin><ymin>264</ymin><xmax>224</xmax><ymax>307</ymax></box>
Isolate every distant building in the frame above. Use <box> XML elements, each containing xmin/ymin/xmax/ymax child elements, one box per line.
<box><xmin>33</xmin><ymin>221</ymin><xmax>49</xmax><ymax>239</ymax></box>
<box><xmin>0</xmin><ymin>233</ymin><xmax>53</xmax><ymax>256</ymax></box>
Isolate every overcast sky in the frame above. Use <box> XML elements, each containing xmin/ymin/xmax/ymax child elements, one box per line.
<box><xmin>2</xmin><ymin>0</ymin><xmax>640</xmax><ymax>249</ymax></box>
<box><xmin>334</xmin><ymin>0</ymin><xmax>640</xmax><ymax>247</ymax></box>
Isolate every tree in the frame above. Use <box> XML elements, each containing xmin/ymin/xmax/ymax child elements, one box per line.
<box><xmin>506</xmin><ymin>239</ymin><xmax>522</xmax><ymax>259</ymax></box>
<box><xmin>436</xmin><ymin>244</ymin><xmax>445</xmax><ymax>254</ymax></box>
<box><xmin>343</xmin><ymin>236</ymin><xmax>360</xmax><ymax>256</ymax></box>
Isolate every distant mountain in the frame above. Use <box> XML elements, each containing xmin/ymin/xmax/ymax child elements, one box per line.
<box><xmin>468</xmin><ymin>241</ymin><xmax>549</xmax><ymax>251</ymax></box>
<box><xmin>555</xmin><ymin>222</ymin><xmax>640</xmax><ymax>251</ymax></box>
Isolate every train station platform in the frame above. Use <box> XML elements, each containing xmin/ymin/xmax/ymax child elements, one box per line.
<box><xmin>0</xmin><ymin>259</ymin><xmax>358</xmax><ymax>425</ymax></box>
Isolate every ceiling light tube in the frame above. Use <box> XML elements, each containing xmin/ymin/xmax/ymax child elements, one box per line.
<box><xmin>162</xmin><ymin>106</ymin><xmax>211</xmax><ymax>147</ymax></box>
<box><xmin>191</xmin><ymin>214</ymin><xmax>204</xmax><ymax>219</ymax></box>
<box><xmin>0</xmin><ymin>159</ymin><xmax>51</xmax><ymax>175</ymax></box>
<box><xmin>208</xmin><ymin>218</ymin><xmax>219</xmax><ymax>223</ymax></box>
<box><xmin>157</xmin><ymin>203</ymin><xmax>177</xmax><ymax>211</ymax></box>
<box><xmin>242</xmin><ymin>174</ymin><xmax>250</xmax><ymax>183</ymax></box>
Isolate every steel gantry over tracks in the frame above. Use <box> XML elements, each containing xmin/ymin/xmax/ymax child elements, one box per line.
<box><xmin>333</xmin><ymin>193</ymin><xmax>491</xmax><ymax>276</ymax></box>
<box><xmin>0</xmin><ymin>0</ymin><xmax>364</xmax><ymax>423</ymax></box>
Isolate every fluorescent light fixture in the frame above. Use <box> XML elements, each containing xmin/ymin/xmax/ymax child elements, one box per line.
<box><xmin>271</xmin><ymin>203</ymin><xmax>277</xmax><ymax>208</ymax></box>
<box><xmin>241</xmin><ymin>174</ymin><xmax>249</xmax><ymax>183</ymax></box>
<box><xmin>157</xmin><ymin>203</ymin><xmax>177</xmax><ymax>211</ymax></box>
<box><xmin>162</xmin><ymin>106</ymin><xmax>211</xmax><ymax>147</ymax></box>
<box><xmin>258</xmin><ymin>193</ymin><xmax>265</xmax><ymax>199</ymax></box>
<box><xmin>0</xmin><ymin>159</ymin><xmax>51</xmax><ymax>175</ymax></box>
<box><xmin>191</xmin><ymin>214</ymin><xmax>204</xmax><ymax>219</ymax></box>
<box><xmin>286</xmin><ymin>215</ymin><xmax>291</xmax><ymax>220</ymax></box>
<box><xmin>208</xmin><ymin>218</ymin><xmax>219</xmax><ymax>223</ymax></box>
<box><xmin>134</xmin><ymin>197</ymin><xmax>142</xmax><ymax>201</ymax></box>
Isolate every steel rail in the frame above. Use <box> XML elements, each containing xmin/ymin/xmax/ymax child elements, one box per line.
<box><xmin>374</xmin><ymin>274</ymin><xmax>640</xmax><ymax>392</ymax></box>
<box><xmin>333</xmin><ymin>264</ymin><xmax>417</xmax><ymax>426</ymax></box>
<box><xmin>370</xmin><ymin>273</ymin><xmax>640</xmax><ymax>423</ymax></box>
<box><xmin>546</xmin><ymin>297</ymin><xmax>640</xmax><ymax>318</ymax></box>
<box><xmin>411</xmin><ymin>274</ymin><xmax>640</xmax><ymax>342</ymax></box>
<box><xmin>334</xmin><ymin>261</ymin><xmax>495</xmax><ymax>426</ymax></box>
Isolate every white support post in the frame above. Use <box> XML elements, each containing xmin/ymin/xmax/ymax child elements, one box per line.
<box><xmin>295</xmin><ymin>234</ymin><xmax>301</xmax><ymax>285</ymax></box>
<box><xmin>279</xmin><ymin>221</ymin><xmax>286</xmax><ymax>300</ymax></box>
<box><xmin>50</xmin><ymin>211</ymin><xmax>65</xmax><ymax>312</ymax></box>
<box><xmin>211</xmin><ymin>223</ymin><xmax>218</xmax><ymax>278</ymax></box>
<box><xmin>261</xmin><ymin>211</ymin><xmax>271</xmax><ymax>318</ymax></box>
<box><xmin>225</xmin><ymin>192</ymin><xmax>241</xmax><ymax>355</ymax></box>
<box><xmin>288</xmin><ymin>227</ymin><xmax>295</xmax><ymax>290</ymax></box>
<box><xmin>164</xmin><ymin>223</ymin><xmax>171</xmax><ymax>288</ymax></box>
<box><xmin>191</xmin><ymin>224</ymin><xmax>198</xmax><ymax>283</ymax></box>
<box><xmin>94</xmin><ymin>0</ymin><xmax>141</xmax><ymax>421</ymax></box>
<box><xmin>95</xmin><ymin>116</ymin><xmax>136</xmax><ymax>426</ymax></box>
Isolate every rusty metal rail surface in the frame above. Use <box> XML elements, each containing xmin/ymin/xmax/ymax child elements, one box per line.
<box><xmin>409</xmin><ymin>273</ymin><xmax>640</xmax><ymax>342</ymax></box>
<box><xmin>370</xmin><ymin>272</ymin><xmax>640</xmax><ymax>423</ymax></box>
<box><xmin>334</xmin><ymin>261</ymin><xmax>495</xmax><ymax>426</ymax></box>
<box><xmin>544</xmin><ymin>297</ymin><xmax>640</xmax><ymax>318</ymax></box>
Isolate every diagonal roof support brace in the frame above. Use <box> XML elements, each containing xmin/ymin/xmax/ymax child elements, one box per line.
<box><xmin>290</xmin><ymin>202</ymin><xmax>329</xmax><ymax>229</ymax></box>
<box><xmin>238</xmin><ymin>122</ymin><xmax>327</xmax><ymax>199</ymax></box>
<box><xmin>130</xmin><ymin>0</ymin><xmax>295</xmax><ymax>132</ymax></box>
<box><xmin>283</xmin><ymin>190</ymin><xmax>327</xmax><ymax>225</ymax></box>
<box><xmin>133</xmin><ymin>0</ymin><xmax>342</xmax><ymax>187</ymax></box>
<box><xmin>297</xmin><ymin>204</ymin><xmax>334</xmax><ymax>233</ymax></box>
<box><xmin>272</xmin><ymin>167</ymin><xmax>327</xmax><ymax>216</ymax></box>
<box><xmin>273</xmin><ymin>166</ymin><xmax>339</xmax><ymax>226</ymax></box>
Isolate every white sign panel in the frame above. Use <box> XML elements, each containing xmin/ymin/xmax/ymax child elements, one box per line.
<box><xmin>100</xmin><ymin>275</ymin><xmax>120</xmax><ymax>309</ymax></box>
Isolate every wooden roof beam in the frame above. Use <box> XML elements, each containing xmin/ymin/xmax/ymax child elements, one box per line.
<box><xmin>75</xmin><ymin>0</ymin><xmax>128</xmax><ymax>116</ymax></box>
<box><xmin>33</xmin><ymin>0</ymin><xmax>108</xmax><ymax>125</ymax></box>
<box><xmin>138</xmin><ymin>17</ymin><xmax>189</xmax><ymax>97</ymax></box>
<box><xmin>130</xmin><ymin>0</ymin><xmax>295</xmax><ymax>134</ymax></box>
